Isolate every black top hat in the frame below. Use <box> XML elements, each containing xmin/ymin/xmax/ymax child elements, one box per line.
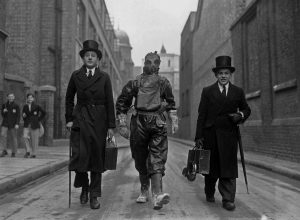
<box><xmin>212</xmin><ymin>56</ymin><xmax>235</xmax><ymax>73</ymax></box>
<box><xmin>79</xmin><ymin>40</ymin><xmax>102</xmax><ymax>59</ymax></box>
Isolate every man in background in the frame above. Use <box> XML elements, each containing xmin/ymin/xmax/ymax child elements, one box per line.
<box><xmin>0</xmin><ymin>93</ymin><xmax>20</xmax><ymax>157</ymax></box>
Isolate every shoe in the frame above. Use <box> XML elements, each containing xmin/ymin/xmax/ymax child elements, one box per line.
<box><xmin>206</xmin><ymin>195</ymin><xmax>215</xmax><ymax>203</ymax></box>
<box><xmin>151</xmin><ymin>173</ymin><xmax>170</xmax><ymax>210</ymax></box>
<box><xmin>136</xmin><ymin>175</ymin><xmax>149</xmax><ymax>203</ymax></box>
<box><xmin>0</xmin><ymin>150</ymin><xmax>8</xmax><ymax>157</ymax></box>
<box><xmin>30</xmin><ymin>155</ymin><xmax>36</xmax><ymax>158</ymax></box>
<box><xmin>80</xmin><ymin>187</ymin><xmax>89</xmax><ymax>204</ymax></box>
<box><xmin>90</xmin><ymin>197</ymin><xmax>100</xmax><ymax>209</ymax></box>
<box><xmin>136</xmin><ymin>190</ymin><xmax>149</xmax><ymax>203</ymax></box>
<box><xmin>11</xmin><ymin>153</ymin><xmax>16</xmax><ymax>157</ymax></box>
<box><xmin>24</xmin><ymin>152</ymin><xmax>30</xmax><ymax>158</ymax></box>
<box><xmin>153</xmin><ymin>193</ymin><xmax>170</xmax><ymax>210</ymax></box>
<box><xmin>222</xmin><ymin>201</ymin><xmax>236</xmax><ymax>211</ymax></box>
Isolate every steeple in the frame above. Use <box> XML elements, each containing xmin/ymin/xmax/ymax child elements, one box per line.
<box><xmin>160</xmin><ymin>44</ymin><xmax>166</xmax><ymax>54</ymax></box>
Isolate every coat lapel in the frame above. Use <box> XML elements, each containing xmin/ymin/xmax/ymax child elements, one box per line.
<box><xmin>75</xmin><ymin>66</ymin><xmax>89</xmax><ymax>87</ymax></box>
<box><xmin>75</xmin><ymin>66</ymin><xmax>103</xmax><ymax>90</ymax></box>
<box><xmin>84</xmin><ymin>67</ymin><xmax>102</xmax><ymax>90</ymax></box>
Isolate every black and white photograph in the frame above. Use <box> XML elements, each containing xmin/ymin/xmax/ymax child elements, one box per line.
<box><xmin>0</xmin><ymin>0</ymin><xmax>299</xmax><ymax>219</ymax></box>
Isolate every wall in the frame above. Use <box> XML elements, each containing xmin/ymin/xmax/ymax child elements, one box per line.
<box><xmin>231</xmin><ymin>0</ymin><xmax>300</xmax><ymax>162</ymax></box>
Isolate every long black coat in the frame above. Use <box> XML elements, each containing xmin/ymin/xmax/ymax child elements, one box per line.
<box><xmin>65</xmin><ymin>66</ymin><xmax>116</xmax><ymax>172</ymax></box>
<box><xmin>195</xmin><ymin>82</ymin><xmax>251</xmax><ymax>178</ymax></box>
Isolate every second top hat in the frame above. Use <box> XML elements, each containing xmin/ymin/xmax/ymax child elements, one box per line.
<box><xmin>212</xmin><ymin>56</ymin><xmax>235</xmax><ymax>73</ymax></box>
<box><xmin>79</xmin><ymin>40</ymin><xmax>102</xmax><ymax>59</ymax></box>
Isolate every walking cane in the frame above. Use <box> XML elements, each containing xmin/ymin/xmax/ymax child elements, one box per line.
<box><xmin>237</xmin><ymin>126</ymin><xmax>249</xmax><ymax>194</ymax></box>
<box><xmin>66</xmin><ymin>128</ymin><xmax>72</xmax><ymax>208</ymax></box>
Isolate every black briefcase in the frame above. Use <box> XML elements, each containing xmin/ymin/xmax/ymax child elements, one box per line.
<box><xmin>182</xmin><ymin>145</ymin><xmax>210</xmax><ymax>181</ymax></box>
<box><xmin>105</xmin><ymin>137</ymin><xmax>118</xmax><ymax>170</ymax></box>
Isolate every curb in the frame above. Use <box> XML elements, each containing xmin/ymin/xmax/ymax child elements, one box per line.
<box><xmin>0</xmin><ymin>159</ymin><xmax>68</xmax><ymax>195</ymax></box>
<box><xmin>169</xmin><ymin>137</ymin><xmax>300</xmax><ymax>181</ymax></box>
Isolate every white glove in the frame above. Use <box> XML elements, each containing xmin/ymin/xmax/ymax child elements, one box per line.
<box><xmin>168</xmin><ymin>110</ymin><xmax>178</xmax><ymax>134</ymax></box>
<box><xmin>117</xmin><ymin>114</ymin><xmax>130</xmax><ymax>139</ymax></box>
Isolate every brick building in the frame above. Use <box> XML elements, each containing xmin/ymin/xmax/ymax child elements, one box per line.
<box><xmin>115</xmin><ymin>29</ymin><xmax>134</xmax><ymax>83</ymax></box>
<box><xmin>231</xmin><ymin>0</ymin><xmax>300</xmax><ymax>162</ymax></box>
<box><xmin>180</xmin><ymin>0</ymin><xmax>300</xmax><ymax>162</ymax></box>
<box><xmin>179</xmin><ymin>11</ymin><xmax>196</xmax><ymax>139</ymax></box>
<box><xmin>1</xmin><ymin>0</ymin><xmax>124</xmax><ymax>146</ymax></box>
<box><xmin>159</xmin><ymin>45</ymin><xmax>180</xmax><ymax>108</ymax></box>
<box><xmin>0</xmin><ymin>0</ymin><xmax>7</xmax><ymax>104</ymax></box>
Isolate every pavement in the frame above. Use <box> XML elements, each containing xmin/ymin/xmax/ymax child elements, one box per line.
<box><xmin>0</xmin><ymin>135</ymin><xmax>299</xmax><ymax>196</ymax></box>
<box><xmin>169</xmin><ymin>137</ymin><xmax>300</xmax><ymax>181</ymax></box>
<box><xmin>0</xmin><ymin>134</ymin><xmax>130</xmax><ymax>196</ymax></box>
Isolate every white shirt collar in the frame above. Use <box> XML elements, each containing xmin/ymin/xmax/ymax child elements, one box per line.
<box><xmin>218</xmin><ymin>82</ymin><xmax>229</xmax><ymax>94</ymax></box>
<box><xmin>86</xmin><ymin>67</ymin><xmax>96</xmax><ymax>76</ymax></box>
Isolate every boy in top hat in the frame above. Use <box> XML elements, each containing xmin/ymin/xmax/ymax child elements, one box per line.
<box><xmin>65</xmin><ymin>40</ymin><xmax>116</xmax><ymax>209</ymax></box>
<box><xmin>194</xmin><ymin>56</ymin><xmax>251</xmax><ymax>211</ymax></box>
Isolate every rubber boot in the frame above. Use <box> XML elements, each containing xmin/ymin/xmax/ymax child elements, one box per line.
<box><xmin>136</xmin><ymin>174</ymin><xmax>149</xmax><ymax>203</ymax></box>
<box><xmin>151</xmin><ymin>173</ymin><xmax>170</xmax><ymax>210</ymax></box>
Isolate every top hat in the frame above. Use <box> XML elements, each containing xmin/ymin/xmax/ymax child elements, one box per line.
<box><xmin>212</xmin><ymin>56</ymin><xmax>235</xmax><ymax>73</ymax></box>
<box><xmin>79</xmin><ymin>40</ymin><xmax>102</xmax><ymax>59</ymax></box>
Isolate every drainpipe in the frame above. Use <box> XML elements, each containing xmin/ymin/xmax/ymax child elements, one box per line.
<box><xmin>54</xmin><ymin>0</ymin><xmax>62</xmax><ymax>138</ymax></box>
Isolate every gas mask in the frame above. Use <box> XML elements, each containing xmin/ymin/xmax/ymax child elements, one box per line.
<box><xmin>143</xmin><ymin>51</ymin><xmax>161</xmax><ymax>75</ymax></box>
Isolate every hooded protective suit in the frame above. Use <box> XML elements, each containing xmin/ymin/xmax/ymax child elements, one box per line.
<box><xmin>116</xmin><ymin>52</ymin><xmax>176</xmax><ymax>209</ymax></box>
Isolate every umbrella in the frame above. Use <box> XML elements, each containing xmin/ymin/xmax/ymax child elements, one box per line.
<box><xmin>237</xmin><ymin>126</ymin><xmax>249</xmax><ymax>194</ymax></box>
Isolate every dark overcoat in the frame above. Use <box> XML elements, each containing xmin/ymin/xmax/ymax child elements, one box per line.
<box><xmin>65</xmin><ymin>66</ymin><xmax>116</xmax><ymax>172</ymax></box>
<box><xmin>1</xmin><ymin>102</ymin><xmax>20</xmax><ymax>128</ymax></box>
<box><xmin>195</xmin><ymin>82</ymin><xmax>251</xmax><ymax>178</ymax></box>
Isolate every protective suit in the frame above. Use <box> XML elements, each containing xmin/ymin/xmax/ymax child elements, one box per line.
<box><xmin>116</xmin><ymin>52</ymin><xmax>177</xmax><ymax>210</ymax></box>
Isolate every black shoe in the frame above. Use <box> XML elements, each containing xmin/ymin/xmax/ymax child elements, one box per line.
<box><xmin>206</xmin><ymin>195</ymin><xmax>215</xmax><ymax>203</ymax></box>
<box><xmin>90</xmin><ymin>197</ymin><xmax>100</xmax><ymax>209</ymax></box>
<box><xmin>80</xmin><ymin>187</ymin><xmax>89</xmax><ymax>204</ymax></box>
<box><xmin>0</xmin><ymin>150</ymin><xmax>8</xmax><ymax>157</ymax></box>
<box><xmin>30</xmin><ymin>155</ymin><xmax>36</xmax><ymax>158</ymax></box>
<box><xmin>24</xmin><ymin>152</ymin><xmax>30</xmax><ymax>158</ymax></box>
<box><xmin>11</xmin><ymin>153</ymin><xmax>16</xmax><ymax>157</ymax></box>
<box><xmin>222</xmin><ymin>201</ymin><xmax>235</xmax><ymax>211</ymax></box>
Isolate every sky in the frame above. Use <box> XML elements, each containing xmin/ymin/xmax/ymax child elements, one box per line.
<box><xmin>105</xmin><ymin>0</ymin><xmax>199</xmax><ymax>66</ymax></box>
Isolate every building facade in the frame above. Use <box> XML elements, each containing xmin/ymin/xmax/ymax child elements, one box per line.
<box><xmin>179</xmin><ymin>12</ymin><xmax>196</xmax><ymax>140</ymax></box>
<box><xmin>1</xmin><ymin>0</ymin><xmax>124</xmax><ymax>145</ymax></box>
<box><xmin>0</xmin><ymin>0</ymin><xmax>7</xmax><ymax>106</ymax></box>
<box><xmin>159</xmin><ymin>45</ymin><xmax>180</xmax><ymax>108</ymax></box>
<box><xmin>179</xmin><ymin>0</ymin><xmax>300</xmax><ymax>162</ymax></box>
<box><xmin>231</xmin><ymin>0</ymin><xmax>300</xmax><ymax>162</ymax></box>
<box><xmin>115</xmin><ymin>29</ymin><xmax>134</xmax><ymax>83</ymax></box>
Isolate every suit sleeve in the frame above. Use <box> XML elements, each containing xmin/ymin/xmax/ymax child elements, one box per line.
<box><xmin>195</xmin><ymin>88</ymin><xmax>208</xmax><ymax>141</ymax></box>
<box><xmin>238</xmin><ymin>89</ymin><xmax>251</xmax><ymax>122</ymax></box>
<box><xmin>105</xmin><ymin>74</ymin><xmax>116</xmax><ymax>128</ymax></box>
<box><xmin>162</xmin><ymin>78</ymin><xmax>176</xmax><ymax>111</ymax></box>
<box><xmin>65</xmin><ymin>74</ymin><xmax>77</xmax><ymax>123</ymax></box>
<box><xmin>116</xmin><ymin>80</ymin><xmax>136</xmax><ymax>115</ymax></box>
<box><xmin>38</xmin><ymin>105</ymin><xmax>46</xmax><ymax>121</ymax></box>
<box><xmin>22</xmin><ymin>105</ymin><xmax>26</xmax><ymax>119</ymax></box>
<box><xmin>1</xmin><ymin>104</ymin><xmax>5</xmax><ymax>117</ymax></box>
<box><xmin>16</xmin><ymin>104</ymin><xmax>20</xmax><ymax>125</ymax></box>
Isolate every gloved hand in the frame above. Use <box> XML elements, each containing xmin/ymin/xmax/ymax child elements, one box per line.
<box><xmin>195</xmin><ymin>138</ymin><xmax>204</xmax><ymax>148</ymax></box>
<box><xmin>168</xmin><ymin>110</ymin><xmax>178</xmax><ymax>134</ymax></box>
<box><xmin>117</xmin><ymin>114</ymin><xmax>130</xmax><ymax>139</ymax></box>
<box><xmin>228</xmin><ymin>113</ymin><xmax>243</xmax><ymax>124</ymax></box>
